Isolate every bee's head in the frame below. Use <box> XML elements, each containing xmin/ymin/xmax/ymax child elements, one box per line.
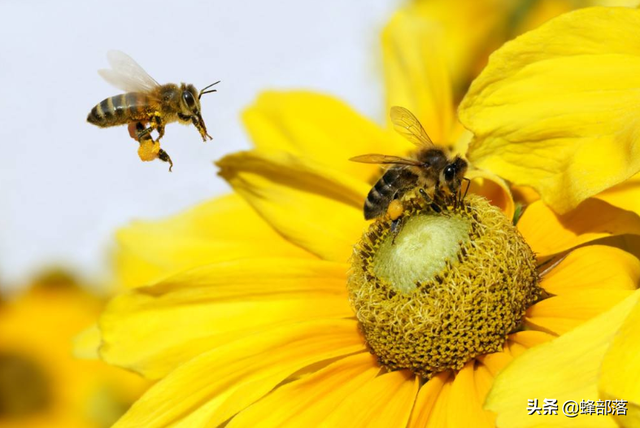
<box><xmin>178</xmin><ymin>84</ymin><xmax>202</xmax><ymax>117</ymax></box>
<box><xmin>178</xmin><ymin>83</ymin><xmax>215</xmax><ymax>141</ymax></box>
<box><xmin>441</xmin><ymin>157</ymin><xmax>468</xmax><ymax>194</ymax></box>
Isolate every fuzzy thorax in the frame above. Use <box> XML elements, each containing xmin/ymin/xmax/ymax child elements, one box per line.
<box><xmin>348</xmin><ymin>194</ymin><xmax>540</xmax><ymax>378</ymax></box>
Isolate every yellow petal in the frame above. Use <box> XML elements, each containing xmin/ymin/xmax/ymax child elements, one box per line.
<box><xmin>517</xmin><ymin>199</ymin><xmax>640</xmax><ymax>257</ymax></box>
<box><xmin>587</xmin><ymin>0</ymin><xmax>640</xmax><ymax>6</ymax></box>
<box><xmin>217</xmin><ymin>149</ymin><xmax>369</xmax><ymax>262</ymax></box>
<box><xmin>388</xmin><ymin>0</ymin><xmax>520</xmax><ymax>99</ymax></box>
<box><xmin>541</xmin><ymin>245</ymin><xmax>640</xmax><ymax>295</ymax></box>
<box><xmin>513</xmin><ymin>0</ymin><xmax>574</xmax><ymax>35</ymax></box>
<box><xmin>322</xmin><ymin>370</ymin><xmax>419</xmax><ymax>428</ymax></box>
<box><xmin>408</xmin><ymin>372</ymin><xmax>451</xmax><ymax>428</ymax></box>
<box><xmin>99</xmin><ymin>258</ymin><xmax>352</xmax><ymax>379</ymax></box>
<box><xmin>382</xmin><ymin>6</ymin><xmax>454</xmax><ymax>145</ymax></box>
<box><xmin>424</xmin><ymin>379</ymin><xmax>452</xmax><ymax>428</ymax></box>
<box><xmin>600</xmin><ymin>290</ymin><xmax>640</xmax><ymax>426</ymax></box>
<box><xmin>473</xmin><ymin>331</ymin><xmax>554</xmax><ymax>420</ymax></box>
<box><xmin>466</xmin><ymin>168</ymin><xmax>515</xmax><ymax>218</ymax></box>
<box><xmin>512</xmin><ymin>184</ymin><xmax>540</xmax><ymax>206</ymax></box>
<box><xmin>73</xmin><ymin>323</ymin><xmax>101</xmax><ymax>359</ymax></box>
<box><xmin>486</xmin><ymin>290</ymin><xmax>640</xmax><ymax>428</ymax></box>
<box><xmin>478</xmin><ymin>349</ymin><xmax>514</xmax><ymax>378</ymax></box>
<box><xmin>508</xmin><ymin>330</ymin><xmax>555</xmax><ymax>349</ymax></box>
<box><xmin>227</xmin><ymin>353</ymin><xmax>379</xmax><ymax>427</ymax></box>
<box><xmin>518</xmin><ymin>0</ymin><xmax>640</xmax><ymax>39</ymax></box>
<box><xmin>474</xmin><ymin>363</ymin><xmax>495</xmax><ymax>405</ymax></box>
<box><xmin>596</xmin><ymin>171</ymin><xmax>640</xmax><ymax>216</ymax></box>
<box><xmin>525</xmin><ymin>289</ymin><xmax>634</xmax><ymax>335</ymax></box>
<box><xmin>460</xmin><ymin>7</ymin><xmax>640</xmax><ymax>214</ymax></box>
<box><xmin>447</xmin><ymin>361</ymin><xmax>495</xmax><ymax>428</ymax></box>
<box><xmin>243</xmin><ymin>91</ymin><xmax>393</xmax><ymax>183</ymax></box>
<box><xmin>115</xmin><ymin>194</ymin><xmax>313</xmax><ymax>288</ymax></box>
<box><xmin>451</xmin><ymin>127</ymin><xmax>474</xmax><ymax>158</ymax></box>
<box><xmin>478</xmin><ymin>331</ymin><xmax>554</xmax><ymax>379</ymax></box>
<box><xmin>0</xmin><ymin>281</ymin><xmax>148</xmax><ymax>428</ymax></box>
<box><xmin>522</xmin><ymin>317</ymin><xmax>578</xmax><ymax>337</ymax></box>
<box><xmin>507</xmin><ymin>341</ymin><xmax>529</xmax><ymax>359</ymax></box>
<box><xmin>112</xmin><ymin>319</ymin><xmax>365</xmax><ymax>428</ymax></box>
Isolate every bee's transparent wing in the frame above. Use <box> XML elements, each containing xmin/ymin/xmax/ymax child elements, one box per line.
<box><xmin>349</xmin><ymin>154</ymin><xmax>423</xmax><ymax>166</ymax></box>
<box><xmin>390</xmin><ymin>106</ymin><xmax>434</xmax><ymax>148</ymax></box>
<box><xmin>98</xmin><ymin>50</ymin><xmax>160</xmax><ymax>93</ymax></box>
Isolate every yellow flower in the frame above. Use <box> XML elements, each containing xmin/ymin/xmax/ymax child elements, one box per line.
<box><xmin>0</xmin><ymin>272</ymin><xmax>147</xmax><ymax>428</ymax></box>
<box><xmin>478</xmin><ymin>290</ymin><xmax>640</xmax><ymax>427</ymax></box>
<box><xmin>454</xmin><ymin>6</ymin><xmax>640</xmax><ymax>427</ymax></box>
<box><xmin>96</xmin><ymin>4</ymin><xmax>640</xmax><ymax>428</ymax></box>
<box><xmin>459</xmin><ymin>7</ymin><xmax>640</xmax><ymax>214</ymax></box>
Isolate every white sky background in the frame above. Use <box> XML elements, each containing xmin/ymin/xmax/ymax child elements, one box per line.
<box><xmin>0</xmin><ymin>0</ymin><xmax>404</xmax><ymax>289</ymax></box>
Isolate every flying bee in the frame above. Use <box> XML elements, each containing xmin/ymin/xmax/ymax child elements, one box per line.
<box><xmin>87</xmin><ymin>50</ymin><xmax>219</xmax><ymax>170</ymax></box>
<box><xmin>350</xmin><ymin>106</ymin><xmax>469</xmax><ymax>235</ymax></box>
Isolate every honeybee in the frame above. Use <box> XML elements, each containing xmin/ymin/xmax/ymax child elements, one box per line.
<box><xmin>87</xmin><ymin>50</ymin><xmax>219</xmax><ymax>170</ymax></box>
<box><xmin>350</xmin><ymin>106</ymin><xmax>469</xmax><ymax>228</ymax></box>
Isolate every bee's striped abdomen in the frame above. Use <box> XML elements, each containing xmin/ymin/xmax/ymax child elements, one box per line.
<box><xmin>364</xmin><ymin>168</ymin><xmax>419</xmax><ymax>220</ymax></box>
<box><xmin>364</xmin><ymin>168</ymin><xmax>401</xmax><ymax>220</ymax></box>
<box><xmin>87</xmin><ymin>92</ymin><xmax>150</xmax><ymax>127</ymax></box>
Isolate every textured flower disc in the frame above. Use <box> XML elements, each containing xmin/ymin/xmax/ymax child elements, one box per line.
<box><xmin>348</xmin><ymin>193</ymin><xmax>541</xmax><ymax>378</ymax></box>
<box><xmin>0</xmin><ymin>353</ymin><xmax>50</xmax><ymax>417</ymax></box>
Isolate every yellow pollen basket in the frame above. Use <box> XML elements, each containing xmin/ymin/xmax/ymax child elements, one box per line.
<box><xmin>348</xmin><ymin>193</ymin><xmax>540</xmax><ymax>378</ymax></box>
<box><xmin>137</xmin><ymin>138</ymin><xmax>161</xmax><ymax>162</ymax></box>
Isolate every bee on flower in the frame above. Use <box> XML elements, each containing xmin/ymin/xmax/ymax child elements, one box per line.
<box><xmin>89</xmin><ymin>3</ymin><xmax>640</xmax><ymax>428</ymax></box>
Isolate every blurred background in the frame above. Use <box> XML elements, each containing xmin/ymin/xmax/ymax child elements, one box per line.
<box><xmin>0</xmin><ymin>0</ymin><xmax>402</xmax><ymax>291</ymax></box>
<box><xmin>0</xmin><ymin>2</ymin><xmax>403</xmax><ymax>425</ymax></box>
<box><xmin>2</xmin><ymin>0</ymin><xmax>623</xmax><ymax>426</ymax></box>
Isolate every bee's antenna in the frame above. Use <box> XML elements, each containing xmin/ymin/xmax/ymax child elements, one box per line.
<box><xmin>199</xmin><ymin>81</ymin><xmax>221</xmax><ymax>99</ymax></box>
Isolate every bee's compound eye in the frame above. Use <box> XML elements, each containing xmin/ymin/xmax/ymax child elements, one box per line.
<box><xmin>182</xmin><ymin>91</ymin><xmax>196</xmax><ymax>109</ymax></box>
<box><xmin>444</xmin><ymin>165</ymin><xmax>456</xmax><ymax>181</ymax></box>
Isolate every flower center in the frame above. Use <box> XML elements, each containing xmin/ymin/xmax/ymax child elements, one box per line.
<box><xmin>0</xmin><ymin>353</ymin><xmax>50</xmax><ymax>418</ymax></box>
<box><xmin>348</xmin><ymin>193</ymin><xmax>541</xmax><ymax>378</ymax></box>
<box><xmin>373</xmin><ymin>214</ymin><xmax>471</xmax><ymax>294</ymax></box>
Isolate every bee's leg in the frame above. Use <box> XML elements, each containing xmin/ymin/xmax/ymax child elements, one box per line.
<box><xmin>136</xmin><ymin>129</ymin><xmax>158</xmax><ymax>161</ymax></box>
<box><xmin>156</xmin><ymin>124</ymin><xmax>165</xmax><ymax>141</ymax></box>
<box><xmin>391</xmin><ymin>217</ymin><xmax>404</xmax><ymax>245</ymax></box>
<box><xmin>431</xmin><ymin>187</ymin><xmax>445</xmax><ymax>213</ymax></box>
<box><xmin>152</xmin><ymin>115</ymin><xmax>165</xmax><ymax>141</ymax></box>
<box><xmin>419</xmin><ymin>188</ymin><xmax>432</xmax><ymax>203</ymax></box>
<box><xmin>453</xmin><ymin>179</ymin><xmax>470</xmax><ymax>209</ymax></box>
<box><xmin>434</xmin><ymin>182</ymin><xmax>444</xmax><ymax>204</ymax></box>
<box><xmin>435</xmin><ymin>185</ymin><xmax>445</xmax><ymax>204</ymax></box>
<box><xmin>192</xmin><ymin>116</ymin><xmax>212</xmax><ymax>141</ymax></box>
<box><xmin>462</xmin><ymin>177</ymin><xmax>471</xmax><ymax>202</ymax></box>
<box><xmin>419</xmin><ymin>188</ymin><xmax>441</xmax><ymax>213</ymax></box>
<box><xmin>134</xmin><ymin>122</ymin><xmax>171</xmax><ymax>171</ymax></box>
<box><xmin>158</xmin><ymin>149</ymin><xmax>173</xmax><ymax>172</ymax></box>
<box><xmin>135</xmin><ymin>123</ymin><xmax>154</xmax><ymax>142</ymax></box>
